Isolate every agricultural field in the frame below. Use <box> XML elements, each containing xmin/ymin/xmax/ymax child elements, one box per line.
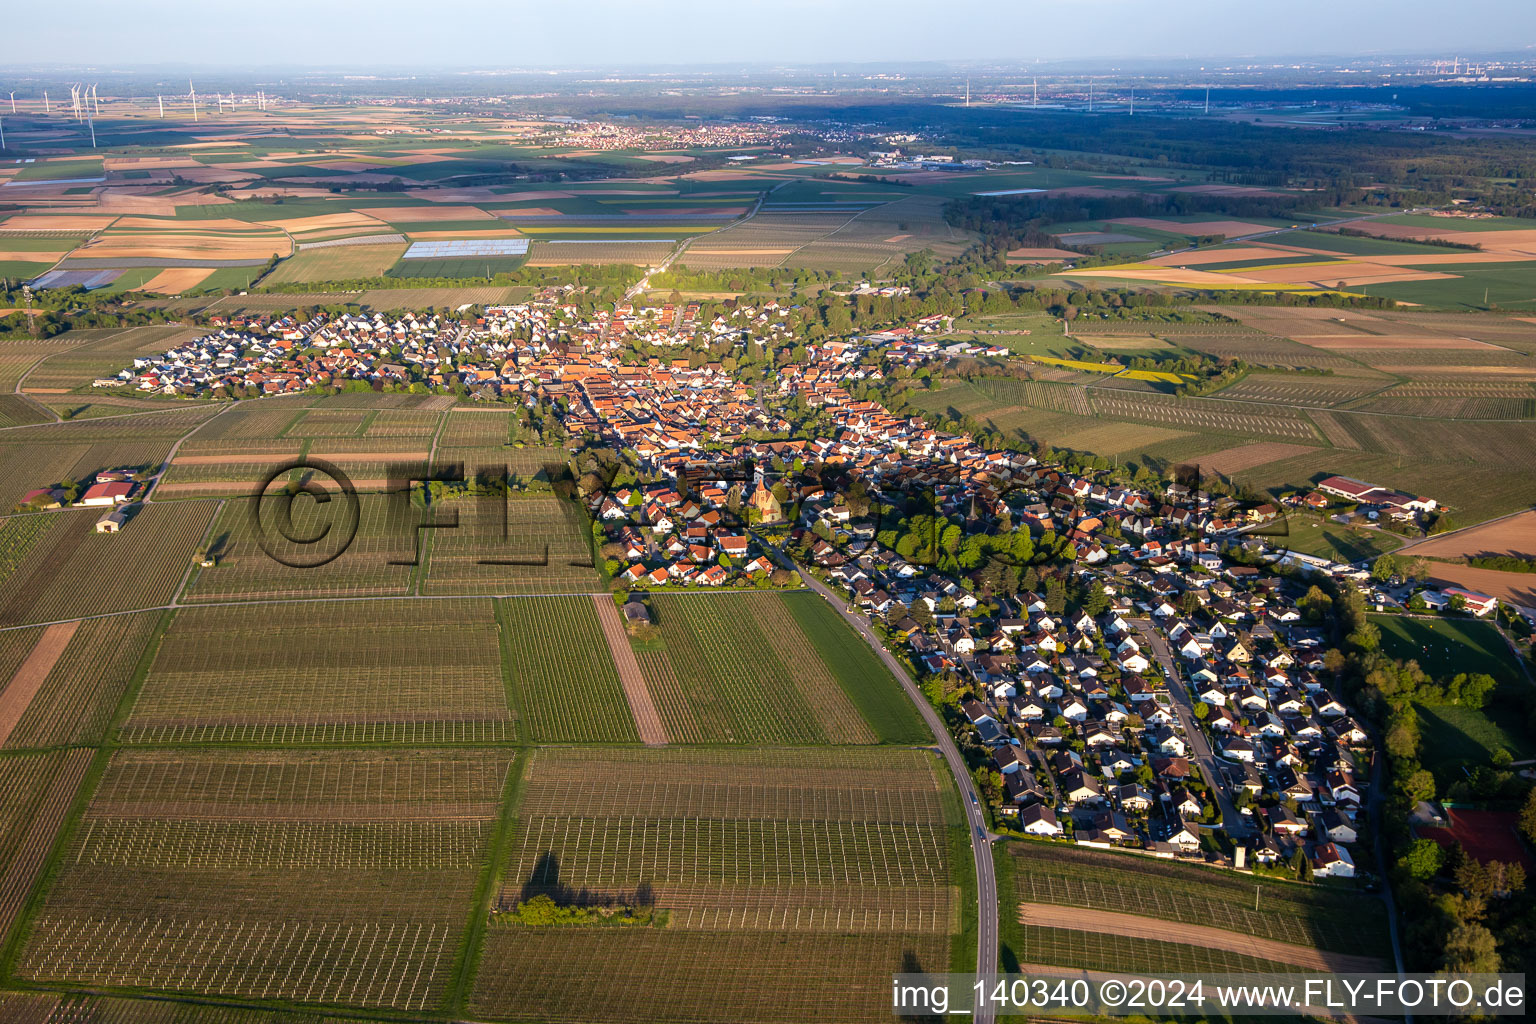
<box><xmin>13</xmin><ymin>747</ymin><xmax>515</xmax><ymax>1013</ymax></box>
<box><xmin>263</xmin><ymin>243</ymin><xmax>407</xmax><ymax>284</ymax></box>
<box><xmin>420</xmin><ymin>494</ymin><xmax>602</xmax><ymax>596</ymax></box>
<box><xmin>122</xmin><ymin>599</ymin><xmax>512</xmax><ymax>744</ymax></box>
<box><xmin>634</xmin><ymin>592</ymin><xmax>897</xmax><ymax>745</ymax></box>
<box><xmin>1</xmin><ymin>611</ymin><xmax>161</xmax><ymax>749</ymax></box>
<box><xmin>181</xmin><ymin>493</ymin><xmax>416</xmax><ymax>603</ymax></box>
<box><xmin>495</xmin><ymin>596</ymin><xmax>636</xmax><ymax>742</ymax></box>
<box><xmin>471</xmin><ymin>745</ymin><xmax>963</xmax><ymax>1024</ymax></box>
<box><xmin>0</xmin><ymin>749</ymin><xmax>95</xmax><ymax>945</ymax></box>
<box><xmin>0</xmin><ymin>503</ymin><xmax>215</xmax><ymax>627</ymax></box>
<box><xmin>995</xmin><ymin>841</ymin><xmax>1391</xmax><ymax>975</ymax></box>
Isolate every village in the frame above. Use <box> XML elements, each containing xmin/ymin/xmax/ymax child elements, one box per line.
<box><xmin>97</xmin><ymin>295</ymin><xmax>1512</xmax><ymax>884</ymax></box>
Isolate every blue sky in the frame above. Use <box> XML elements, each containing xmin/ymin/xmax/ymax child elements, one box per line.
<box><xmin>16</xmin><ymin>1</ymin><xmax>1535</xmax><ymax>67</ymax></box>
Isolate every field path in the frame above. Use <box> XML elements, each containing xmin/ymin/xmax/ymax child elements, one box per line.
<box><xmin>1017</xmin><ymin>902</ymin><xmax>1386</xmax><ymax>972</ymax></box>
<box><xmin>591</xmin><ymin>596</ymin><xmax>668</xmax><ymax>746</ymax></box>
<box><xmin>0</xmin><ymin>620</ymin><xmax>80</xmax><ymax>745</ymax></box>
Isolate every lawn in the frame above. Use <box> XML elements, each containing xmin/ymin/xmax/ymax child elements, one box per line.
<box><xmin>1370</xmin><ymin>613</ymin><xmax>1521</xmax><ymax>686</ymax></box>
<box><xmin>1365</xmin><ymin>261</ymin><xmax>1536</xmax><ymax>310</ymax></box>
<box><xmin>1280</xmin><ymin>518</ymin><xmax>1403</xmax><ymax>564</ymax></box>
<box><xmin>1416</xmin><ymin>701</ymin><xmax>1536</xmax><ymax>777</ymax></box>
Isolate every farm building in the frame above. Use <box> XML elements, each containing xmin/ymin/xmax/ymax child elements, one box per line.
<box><xmin>81</xmin><ymin>481</ymin><xmax>134</xmax><ymax>506</ymax></box>
<box><xmin>1317</xmin><ymin>476</ymin><xmax>1436</xmax><ymax>513</ymax></box>
<box><xmin>96</xmin><ymin>507</ymin><xmax>130</xmax><ymax>533</ymax></box>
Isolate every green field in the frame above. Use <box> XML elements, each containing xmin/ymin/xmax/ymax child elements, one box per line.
<box><xmin>1370</xmin><ymin>614</ymin><xmax>1521</xmax><ymax>686</ymax></box>
<box><xmin>1366</xmin><ymin>261</ymin><xmax>1536</xmax><ymax>310</ymax></box>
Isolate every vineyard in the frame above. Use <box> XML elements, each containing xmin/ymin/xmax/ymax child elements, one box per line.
<box><xmin>121</xmin><ymin>600</ymin><xmax>513</xmax><ymax>745</ymax></box>
<box><xmin>0</xmin><ymin>503</ymin><xmax>216</xmax><ymax>627</ymax></box>
<box><xmin>638</xmin><ymin>593</ymin><xmax>875</xmax><ymax>745</ymax></box>
<box><xmin>181</xmin><ymin>494</ymin><xmax>416</xmax><ymax>603</ymax></box>
<box><xmin>4</xmin><ymin>611</ymin><xmax>161</xmax><ymax>748</ymax></box>
<box><xmin>14</xmin><ymin>748</ymin><xmax>514</xmax><ymax>1013</ymax></box>
<box><xmin>472</xmin><ymin>746</ymin><xmax>961</xmax><ymax>1023</ymax></box>
<box><xmin>1001</xmin><ymin>842</ymin><xmax>1390</xmax><ymax>957</ymax></box>
<box><xmin>497</xmin><ymin>597</ymin><xmax>639</xmax><ymax>742</ymax></box>
<box><xmin>0</xmin><ymin>749</ymin><xmax>94</xmax><ymax>944</ymax></box>
<box><xmin>420</xmin><ymin>495</ymin><xmax>602</xmax><ymax>595</ymax></box>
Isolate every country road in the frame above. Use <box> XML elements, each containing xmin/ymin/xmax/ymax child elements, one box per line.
<box><xmin>757</xmin><ymin>536</ymin><xmax>998</xmax><ymax>1020</ymax></box>
<box><xmin>1132</xmin><ymin>617</ymin><xmax>1253</xmax><ymax>840</ymax></box>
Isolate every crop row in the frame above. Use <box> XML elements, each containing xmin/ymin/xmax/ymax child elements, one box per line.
<box><xmin>497</xmin><ymin>597</ymin><xmax>638</xmax><ymax>742</ymax></box>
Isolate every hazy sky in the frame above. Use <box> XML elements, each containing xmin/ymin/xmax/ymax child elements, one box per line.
<box><xmin>15</xmin><ymin>0</ymin><xmax>1536</xmax><ymax>68</ymax></box>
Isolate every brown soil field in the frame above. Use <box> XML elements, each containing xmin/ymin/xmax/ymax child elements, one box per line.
<box><xmin>1423</xmin><ymin>564</ymin><xmax>1536</xmax><ymax>609</ymax></box>
<box><xmin>0</xmin><ymin>620</ymin><xmax>81</xmax><ymax>746</ymax></box>
<box><xmin>358</xmin><ymin>205</ymin><xmax>495</xmax><ymax>223</ymax></box>
<box><xmin>1018</xmin><ymin>903</ymin><xmax>1386</xmax><ymax>972</ymax></box>
<box><xmin>634</xmin><ymin>154</ymin><xmax>695</xmax><ymax>164</ymax></box>
<box><xmin>1007</xmin><ymin>246</ymin><xmax>1078</xmax><ymax>259</ymax></box>
<box><xmin>19</xmin><ymin>388</ymin><xmax>70</xmax><ymax>394</ymax></box>
<box><xmin>591</xmin><ymin>595</ymin><xmax>668</xmax><ymax>746</ymax></box>
<box><xmin>0</xmin><ymin>249</ymin><xmax>68</xmax><ymax>261</ymax></box>
<box><xmin>497</xmin><ymin>207</ymin><xmax>564</xmax><ymax>217</ymax></box>
<box><xmin>77</xmin><ymin>236</ymin><xmax>291</xmax><ymax>260</ymax></box>
<box><xmin>1063</xmin><ymin>266</ymin><xmax>1238</xmax><ymax>286</ymax></box>
<box><xmin>1237</xmin><ymin>265</ymin><xmax>1455</xmax><ymax>287</ymax></box>
<box><xmin>140</xmin><ymin>267</ymin><xmax>213</xmax><ymax>292</ymax></box>
<box><xmin>103</xmin><ymin>156</ymin><xmax>202</xmax><ymax>170</ymax></box>
<box><xmin>259</xmin><ymin>212</ymin><xmax>387</xmax><ymax>234</ymax></box>
<box><xmin>474</xmin><ymin>190</ymin><xmax>575</xmax><ymax>202</ymax></box>
<box><xmin>1110</xmin><ymin>217</ymin><xmax>1282</xmax><ymax>237</ymax></box>
<box><xmin>1195</xmin><ymin>441</ymin><xmax>1317</xmax><ymax>475</ymax></box>
<box><xmin>1409</xmin><ymin>511</ymin><xmax>1536</xmax><ymax>560</ymax></box>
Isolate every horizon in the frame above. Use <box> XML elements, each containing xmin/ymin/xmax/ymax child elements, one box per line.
<box><xmin>10</xmin><ymin>0</ymin><xmax>1536</xmax><ymax>70</ymax></box>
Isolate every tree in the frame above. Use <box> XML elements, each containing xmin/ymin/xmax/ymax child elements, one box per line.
<box><xmin>1300</xmin><ymin>585</ymin><xmax>1333</xmax><ymax>622</ymax></box>
<box><xmin>1403</xmin><ymin>838</ymin><xmax>1444</xmax><ymax>880</ymax></box>
<box><xmin>1403</xmin><ymin>768</ymin><xmax>1437</xmax><ymax>804</ymax></box>
<box><xmin>1440</xmin><ymin>922</ymin><xmax>1500</xmax><ymax>974</ymax></box>
<box><xmin>1193</xmin><ymin>701</ymin><xmax>1211</xmax><ymax>721</ymax></box>
<box><xmin>1519</xmin><ymin>787</ymin><xmax>1536</xmax><ymax>847</ymax></box>
<box><xmin>1370</xmin><ymin>554</ymin><xmax>1397</xmax><ymax>582</ymax></box>
<box><xmin>1083</xmin><ymin>583</ymin><xmax>1110</xmax><ymax>617</ymax></box>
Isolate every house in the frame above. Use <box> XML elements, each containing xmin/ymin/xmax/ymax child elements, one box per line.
<box><xmin>1439</xmin><ymin>587</ymin><xmax>1498</xmax><ymax>617</ymax></box>
<box><xmin>1019</xmin><ymin>803</ymin><xmax>1063</xmax><ymax>837</ymax></box>
<box><xmin>1311</xmin><ymin>842</ymin><xmax>1356</xmax><ymax>878</ymax></box>
<box><xmin>1165</xmin><ymin>820</ymin><xmax>1201</xmax><ymax>853</ymax></box>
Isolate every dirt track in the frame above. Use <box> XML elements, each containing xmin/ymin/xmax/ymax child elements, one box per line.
<box><xmin>591</xmin><ymin>595</ymin><xmax>668</xmax><ymax>746</ymax></box>
<box><xmin>1018</xmin><ymin>902</ymin><xmax>1386</xmax><ymax>972</ymax></box>
<box><xmin>0</xmin><ymin>620</ymin><xmax>81</xmax><ymax>746</ymax></box>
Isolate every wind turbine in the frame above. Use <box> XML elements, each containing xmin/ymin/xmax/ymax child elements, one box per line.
<box><xmin>88</xmin><ymin>117</ymin><xmax>96</xmax><ymax>148</ymax></box>
<box><xmin>158</xmin><ymin>95</ymin><xmax>164</xmax><ymax>118</ymax></box>
<box><xmin>43</xmin><ymin>91</ymin><xmax>49</xmax><ymax>114</ymax></box>
<box><xmin>1205</xmin><ymin>86</ymin><xmax>1210</xmax><ymax>115</ymax></box>
<box><xmin>1088</xmin><ymin>80</ymin><xmax>1093</xmax><ymax>112</ymax></box>
<box><xmin>1033</xmin><ymin>77</ymin><xmax>1038</xmax><ymax>108</ymax></box>
<box><xmin>8</xmin><ymin>93</ymin><xmax>14</xmax><ymax>114</ymax></box>
<box><xmin>189</xmin><ymin>81</ymin><xmax>199</xmax><ymax>122</ymax></box>
<box><xmin>1129</xmin><ymin>86</ymin><xmax>1134</xmax><ymax>116</ymax></box>
<box><xmin>91</xmin><ymin>83</ymin><xmax>100</xmax><ymax>116</ymax></box>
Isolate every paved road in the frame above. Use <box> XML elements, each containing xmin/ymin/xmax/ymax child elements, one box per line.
<box><xmin>1132</xmin><ymin>618</ymin><xmax>1253</xmax><ymax>839</ymax></box>
<box><xmin>757</xmin><ymin>538</ymin><xmax>998</xmax><ymax>1019</ymax></box>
